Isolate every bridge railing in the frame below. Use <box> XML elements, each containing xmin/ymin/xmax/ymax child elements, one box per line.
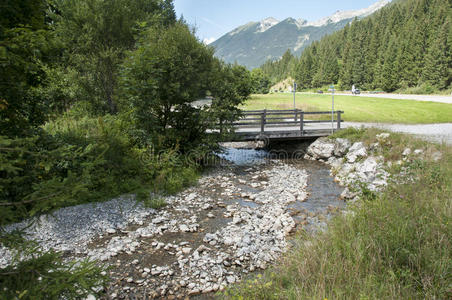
<box><xmin>232</xmin><ymin>109</ymin><xmax>344</xmax><ymax>135</ymax></box>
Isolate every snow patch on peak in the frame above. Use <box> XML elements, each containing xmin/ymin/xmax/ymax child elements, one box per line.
<box><xmin>283</xmin><ymin>17</ymin><xmax>307</xmax><ymax>29</ymax></box>
<box><xmin>258</xmin><ymin>17</ymin><xmax>279</xmax><ymax>32</ymax></box>
<box><xmin>295</xmin><ymin>18</ymin><xmax>307</xmax><ymax>29</ymax></box>
<box><xmin>305</xmin><ymin>0</ymin><xmax>390</xmax><ymax>27</ymax></box>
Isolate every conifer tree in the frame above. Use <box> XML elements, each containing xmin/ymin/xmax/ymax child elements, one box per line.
<box><xmin>381</xmin><ymin>39</ymin><xmax>400</xmax><ymax>92</ymax></box>
<box><xmin>422</xmin><ymin>23</ymin><xmax>449</xmax><ymax>89</ymax></box>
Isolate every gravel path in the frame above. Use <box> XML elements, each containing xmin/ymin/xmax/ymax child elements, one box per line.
<box><xmin>344</xmin><ymin>122</ymin><xmax>452</xmax><ymax>145</ymax></box>
<box><xmin>237</xmin><ymin>122</ymin><xmax>452</xmax><ymax>145</ymax></box>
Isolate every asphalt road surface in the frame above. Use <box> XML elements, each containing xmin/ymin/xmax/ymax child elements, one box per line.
<box><xmin>306</xmin><ymin>92</ymin><xmax>452</xmax><ymax>104</ymax></box>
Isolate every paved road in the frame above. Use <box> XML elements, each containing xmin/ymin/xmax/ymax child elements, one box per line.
<box><xmin>304</xmin><ymin>92</ymin><xmax>452</xmax><ymax>104</ymax></box>
<box><xmin>236</xmin><ymin>122</ymin><xmax>452</xmax><ymax>145</ymax></box>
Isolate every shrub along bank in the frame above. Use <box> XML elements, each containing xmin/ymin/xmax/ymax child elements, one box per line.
<box><xmin>0</xmin><ymin>113</ymin><xmax>203</xmax><ymax>300</ymax></box>
<box><xmin>225</xmin><ymin>128</ymin><xmax>451</xmax><ymax>299</ymax></box>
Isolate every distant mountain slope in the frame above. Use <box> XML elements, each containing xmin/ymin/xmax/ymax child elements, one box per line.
<box><xmin>271</xmin><ymin>0</ymin><xmax>452</xmax><ymax>92</ymax></box>
<box><xmin>211</xmin><ymin>0</ymin><xmax>390</xmax><ymax>69</ymax></box>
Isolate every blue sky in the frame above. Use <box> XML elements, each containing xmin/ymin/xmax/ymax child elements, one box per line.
<box><xmin>174</xmin><ymin>0</ymin><xmax>383</xmax><ymax>44</ymax></box>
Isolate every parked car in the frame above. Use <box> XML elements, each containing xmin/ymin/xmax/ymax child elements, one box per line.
<box><xmin>352</xmin><ymin>89</ymin><xmax>360</xmax><ymax>95</ymax></box>
<box><xmin>317</xmin><ymin>90</ymin><xmax>323</xmax><ymax>94</ymax></box>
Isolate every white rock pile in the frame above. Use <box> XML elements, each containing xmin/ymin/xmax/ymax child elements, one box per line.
<box><xmin>304</xmin><ymin>136</ymin><xmax>390</xmax><ymax>200</ymax></box>
<box><xmin>303</xmin><ymin>133</ymin><xmax>434</xmax><ymax>201</ymax></box>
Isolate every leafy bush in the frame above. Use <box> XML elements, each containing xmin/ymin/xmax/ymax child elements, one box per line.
<box><xmin>0</xmin><ymin>113</ymin><xmax>201</xmax><ymax>224</ymax></box>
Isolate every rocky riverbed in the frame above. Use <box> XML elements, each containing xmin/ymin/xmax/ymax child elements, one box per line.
<box><xmin>3</xmin><ymin>132</ymin><xmax>440</xmax><ymax>299</ymax></box>
<box><xmin>0</xmin><ymin>145</ymin><xmax>348</xmax><ymax>299</ymax></box>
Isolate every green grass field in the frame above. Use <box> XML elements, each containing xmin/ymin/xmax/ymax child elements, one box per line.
<box><xmin>242</xmin><ymin>93</ymin><xmax>452</xmax><ymax>124</ymax></box>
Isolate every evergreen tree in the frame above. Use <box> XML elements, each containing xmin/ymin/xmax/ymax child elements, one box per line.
<box><xmin>0</xmin><ymin>0</ymin><xmax>57</xmax><ymax>137</ymax></box>
<box><xmin>422</xmin><ymin>23</ymin><xmax>449</xmax><ymax>89</ymax></box>
<box><xmin>381</xmin><ymin>38</ymin><xmax>400</xmax><ymax>92</ymax></box>
<box><xmin>294</xmin><ymin>48</ymin><xmax>314</xmax><ymax>89</ymax></box>
<box><xmin>312</xmin><ymin>43</ymin><xmax>339</xmax><ymax>87</ymax></box>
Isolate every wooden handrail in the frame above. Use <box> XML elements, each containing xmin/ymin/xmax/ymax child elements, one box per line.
<box><xmin>216</xmin><ymin>110</ymin><xmax>344</xmax><ymax>137</ymax></box>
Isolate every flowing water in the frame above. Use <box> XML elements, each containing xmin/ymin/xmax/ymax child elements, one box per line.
<box><xmin>99</xmin><ymin>144</ymin><xmax>345</xmax><ymax>298</ymax></box>
<box><xmin>219</xmin><ymin>146</ymin><xmax>345</xmax><ymax>231</ymax></box>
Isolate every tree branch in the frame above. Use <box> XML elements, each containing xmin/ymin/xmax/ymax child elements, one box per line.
<box><xmin>0</xmin><ymin>192</ymin><xmax>64</xmax><ymax>206</ymax></box>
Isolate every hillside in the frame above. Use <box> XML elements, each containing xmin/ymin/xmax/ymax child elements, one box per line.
<box><xmin>262</xmin><ymin>0</ymin><xmax>452</xmax><ymax>92</ymax></box>
<box><xmin>210</xmin><ymin>0</ymin><xmax>390</xmax><ymax>69</ymax></box>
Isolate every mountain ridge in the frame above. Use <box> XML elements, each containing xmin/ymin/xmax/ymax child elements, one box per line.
<box><xmin>211</xmin><ymin>0</ymin><xmax>390</xmax><ymax>69</ymax></box>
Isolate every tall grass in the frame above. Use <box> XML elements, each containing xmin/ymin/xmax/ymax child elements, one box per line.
<box><xmin>226</xmin><ymin>130</ymin><xmax>452</xmax><ymax>299</ymax></box>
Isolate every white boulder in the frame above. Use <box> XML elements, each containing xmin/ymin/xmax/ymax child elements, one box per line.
<box><xmin>306</xmin><ymin>138</ymin><xmax>336</xmax><ymax>159</ymax></box>
<box><xmin>334</xmin><ymin>138</ymin><xmax>351</xmax><ymax>157</ymax></box>
<box><xmin>346</xmin><ymin>142</ymin><xmax>367</xmax><ymax>163</ymax></box>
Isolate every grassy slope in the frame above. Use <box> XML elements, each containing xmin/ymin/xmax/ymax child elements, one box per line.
<box><xmin>225</xmin><ymin>128</ymin><xmax>452</xmax><ymax>299</ymax></box>
<box><xmin>242</xmin><ymin>93</ymin><xmax>452</xmax><ymax>124</ymax></box>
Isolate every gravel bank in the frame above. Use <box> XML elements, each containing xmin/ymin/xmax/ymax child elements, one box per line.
<box><xmin>0</xmin><ymin>157</ymin><xmax>344</xmax><ymax>299</ymax></box>
<box><xmin>344</xmin><ymin>122</ymin><xmax>452</xmax><ymax>145</ymax></box>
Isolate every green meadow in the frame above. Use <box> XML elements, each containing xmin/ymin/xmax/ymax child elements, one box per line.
<box><xmin>242</xmin><ymin>93</ymin><xmax>452</xmax><ymax>124</ymax></box>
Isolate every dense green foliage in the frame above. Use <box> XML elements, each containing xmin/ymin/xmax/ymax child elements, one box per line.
<box><xmin>250</xmin><ymin>68</ymin><xmax>271</xmax><ymax>94</ymax></box>
<box><xmin>122</xmin><ymin>23</ymin><xmax>209</xmax><ymax>151</ymax></box>
<box><xmin>0</xmin><ymin>0</ymin><xmax>253</xmax><ymax>298</ymax></box>
<box><xmin>0</xmin><ymin>0</ymin><xmax>57</xmax><ymax>137</ymax></box>
<box><xmin>227</xmin><ymin>128</ymin><xmax>452</xmax><ymax>299</ymax></box>
<box><xmin>261</xmin><ymin>0</ymin><xmax>452</xmax><ymax>92</ymax></box>
<box><xmin>0</xmin><ymin>0</ymin><xmax>252</xmax><ymax>222</ymax></box>
<box><xmin>120</xmin><ymin>22</ymin><xmax>253</xmax><ymax>152</ymax></box>
<box><xmin>1</xmin><ymin>116</ymin><xmax>155</xmax><ymax>224</ymax></box>
<box><xmin>51</xmin><ymin>0</ymin><xmax>177</xmax><ymax>115</ymax></box>
<box><xmin>260</xmin><ymin>50</ymin><xmax>296</xmax><ymax>85</ymax></box>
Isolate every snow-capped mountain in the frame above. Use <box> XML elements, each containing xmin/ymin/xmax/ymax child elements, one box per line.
<box><xmin>306</xmin><ymin>0</ymin><xmax>390</xmax><ymax>26</ymax></box>
<box><xmin>211</xmin><ymin>0</ymin><xmax>390</xmax><ymax>69</ymax></box>
<box><xmin>258</xmin><ymin>17</ymin><xmax>279</xmax><ymax>33</ymax></box>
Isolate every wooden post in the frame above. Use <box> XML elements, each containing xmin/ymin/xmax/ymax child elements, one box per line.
<box><xmin>261</xmin><ymin>109</ymin><xmax>266</xmax><ymax>133</ymax></box>
<box><xmin>337</xmin><ymin>111</ymin><xmax>341</xmax><ymax>130</ymax></box>
<box><xmin>300</xmin><ymin>111</ymin><xmax>304</xmax><ymax>136</ymax></box>
<box><xmin>294</xmin><ymin>109</ymin><xmax>298</xmax><ymax>122</ymax></box>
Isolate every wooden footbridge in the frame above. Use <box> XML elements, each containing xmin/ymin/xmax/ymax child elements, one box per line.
<box><xmin>227</xmin><ymin>109</ymin><xmax>344</xmax><ymax>142</ymax></box>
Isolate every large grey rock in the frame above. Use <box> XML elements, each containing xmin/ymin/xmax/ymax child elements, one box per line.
<box><xmin>359</xmin><ymin>157</ymin><xmax>380</xmax><ymax>176</ymax></box>
<box><xmin>346</xmin><ymin>142</ymin><xmax>367</xmax><ymax>163</ymax></box>
<box><xmin>334</xmin><ymin>138</ymin><xmax>351</xmax><ymax>157</ymax></box>
<box><xmin>307</xmin><ymin>138</ymin><xmax>335</xmax><ymax>159</ymax></box>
